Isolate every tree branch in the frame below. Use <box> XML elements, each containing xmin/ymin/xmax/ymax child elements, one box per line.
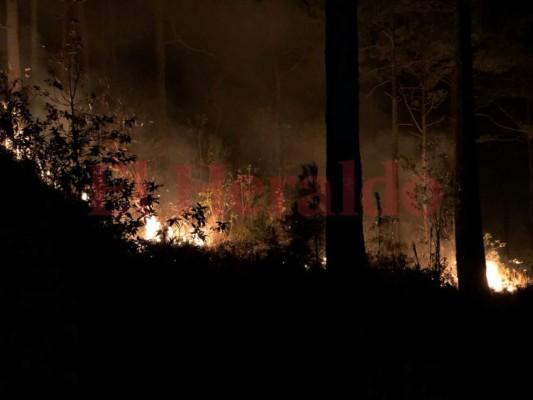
<box><xmin>476</xmin><ymin>113</ymin><xmax>528</xmax><ymax>134</ymax></box>
<box><xmin>426</xmin><ymin>116</ymin><xmax>445</xmax><ymax>128</ymax></box>
<box><xmin>166</xmin><ymin>17</ymin><xmax>214</xmax><ymax>57</ymax></box>
<box><xmin>366</xmin><ymin>80</ymin><xmax>391</xmax><ymax>98</ymax></box>
<box><xmin>401</xmin><ymin>86</ymin><xmax>423</xmax><ymax>134</ymax></box>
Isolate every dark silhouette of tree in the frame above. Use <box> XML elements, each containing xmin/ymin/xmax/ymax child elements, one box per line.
<box><xmin>285</xmin><ymin>163</ymin><xmax>325</xmax><ymax>271</ymax></box>
<box><xmin>454</xmin><ymin>0</ymin><xmax>489</xmax><ymax>295</ymax></box>
<box><xmin>325</xmin><ymin>0</ymin><xmax>367</xmax><ymax>273</ymax></box>
<box><xmin>473</xmin><ymin>2</ymin><xmax>533</xmax><ymax>257</ymax></box>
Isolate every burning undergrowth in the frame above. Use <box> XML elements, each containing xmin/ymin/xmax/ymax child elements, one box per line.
<box><xmin>483</xmin><ymin>233</ymin><xmax>532</xmax><ymax>293</ymax></box>
<box><xmin>1</xmin><ymin>71</ymin><xmax>532</xmax><ymax>292</ymax></box>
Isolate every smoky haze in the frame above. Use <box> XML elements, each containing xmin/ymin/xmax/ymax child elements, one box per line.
<box><xmin>0</xmin><ymin>0</ymin><xmax>454</xmax><ymax>250</ymax></box>
<box><xmin>9</xmin><ymin>1</ymin><xmax>325</xmax><ymax>167</ymax></box>
<box><xmin>3</xmin><ymin>0</ymin><xmax>528</xmax><ymax>261</ymax></box>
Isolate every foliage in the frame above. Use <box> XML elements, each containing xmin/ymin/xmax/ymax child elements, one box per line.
<box><xmin>0</xmin><ymin>73</ymin><xmax>159</xmax><ymax>240</ymax></box>
<box><xmin>401</xmin><ymin>150</ymin><xmax>454</xmax><ymax>284</ymax></box>
<box><xmin>369</xmin><ymin>213</ymin><xmax>408</xmax><ymax>270</ymax></box>
<box><xmin>284</xmin><ymin>163</ymin><xmax>325</xmax><ymax>271</ymax></box>
<box><xmin>159</xmin><ymin>203</ymin><xmax>230</xmax><ymax>247</ymax></box>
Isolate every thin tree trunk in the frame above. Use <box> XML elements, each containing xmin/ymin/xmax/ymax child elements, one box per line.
<box><xmin>499</xmin><ymin>151</ymin><xmax>510</xmax><ymax>258</ymax></box>
<box><xmin>527</xmin><ymin>102</ymin><xmax>533</xmax><ymax>252</ymax></box>
<box><xmin>274</xmin><ymin>61</ymin><xmax>284</xmax><ymax>178</ymax></box>
<box><xmin>454</xmin><ymin>0</ymin><xmax>489</xmax><ymax>295</ymax></box>
<box><xmin>421</xmin><ymin>83</ymin><xmax>430</xmax><ymax>263</ymax></box>
<box><xmin>390</xmin><ymin>30</ymin><xmax>401</xmax><ymax>249</ymax></box>
<box><xmin>61</xmin><ymin>1</ymin><xmax>83</xmax><ymax>195</ymax></box>
<box><xmin>503</xmin><ymin>193</ymin><xmax>510</xmax><ymax>258</ymax></box>
<box><xmin>326</xmin><ymin>0</ymin><xmax>367</xmax><ymax>273</ymax></box>
<box><xmin>528</xmin><ymin>129</ymin><xmax>533</xmax><ymax>250</ymax></box>
<box><xmin>420</xmin><ymin>81</ymin><xmax>433</xmax><ymax>266</ymax></box>
<box><xmin>6</xmin><ymin>0</ymin><xmax>21</xmax><ymax>84</ymax></box>
<box><xmin>155</xmin><ymin>0</ymin><xmax>167</xmax><ymax>128</ymax></box>
<box><xmin>101</xmin><ymin>1</ymin><xmax>117</xmax><ymax>83</ymax></box>
<box><xmin>31</xmin><ymin>0</ymin><xmax>39</xmax><ymax>85</ymax></box>
<box><xmin>77</xmin><ymin>2</ymin><xmax>90</xmax><ymax>81</ymax></box>
<box><xmin>421</xmin><ymin>85</ymin><xmax>427</xmax><ymax>176</ymax></box>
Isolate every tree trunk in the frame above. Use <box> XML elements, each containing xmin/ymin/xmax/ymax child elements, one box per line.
<box><xmin>6</xmin><ymin>0</ymin><xmax>21</xmax><ymax>84</ymax></box>
<box><xmin>102</xmin><ymin>1</ymin><xmax>118</xmax><ymax>84</ymax></box>
<box><xmin>30</xmin><ymin>0</ymin><xmax>39</xmax><ymax>85</ymax></box>
<box><xmin>155</xmin><ymin>0</ymin><xmax>167</xmax><ymax>128</ymax></box>
<box><xmin>500</xmin><ymin>151</ymin><xmax>510</xmax><ymax>258</ymax></box>
<box><xmin>527</xmin><ymin>103</ymin><xmax>533</xmax><ymax>253</ymax></box>
<box><xmin>274</xmin><ymin>60</ymin><xmax>284</xmax><ymax>178</ymax></box>
<box><xmin>420</xmin><ymin>82</ymin><xmax>431</xmax><ymax>263</ymax></box>
<box><xmin>420</xmin><ymin>82</ymin><xmax>426</xmax><ymax>232</ymax></box>
<box><xmin>454</xmin><ymin>0</ymin><xmax>489</xmax><ymax>295</ymax></box>
<box><xmin>326</xmin><ymin>0</ymin><xmax>368</xmax><ymax>273</ymax></box>
<box><xmin>528</xmin><ymin>129</ymin><xmax>533</xmax><ymax>251</ymax></box>
<box><xmin>390</xmin><ymin>30</ymin><xmax>401</xmax><ymax>249</ymax></box>
<box><xmin>77</xmin><ymin>1</ymin><xmax>90</xmax><ymax>81</ymax></box>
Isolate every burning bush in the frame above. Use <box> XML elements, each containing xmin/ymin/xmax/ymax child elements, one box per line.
<box><xmin>484</xmin><ymin>233</ymin><xmax>532</xmax><ymax>293</ymax></box>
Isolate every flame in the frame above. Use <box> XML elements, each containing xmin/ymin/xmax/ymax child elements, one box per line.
<box><xmin>486</xmin><ymin>260</ymin><xmax>505</xmax><ymax>292</ymax></box>
<box><xmin>190</xmin><ymin>234</ymin><xmax>206</xmax><ymax>247</ymax></box>
<box><xmin>484</xmin><ymin>258</ymin><xmax>528</xmax><ymax>293</ymax></box>
<box><xmin>144</xmin><ymin>216</ymin><xmax>162</xmax><ymax>242</ymax></box>
<box><xmin>2</xmin><ymin>122</ymin><xmax>26</xmax><ymax>160</ymax></box>
<box><xmin>143</xmin><ymin>215</ymin><xmax>207</xmax><ymax>247</ymax></box>
<box><xmin>167</xmin><ymin>225</ymin><xmax>175</xmax><ymax>241</ymax></box>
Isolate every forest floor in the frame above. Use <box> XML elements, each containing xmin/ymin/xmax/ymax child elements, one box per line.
<box><xmin>3</xmin><ymin>259</ymin><xmax>533</xmax><ymax>399</ymax></box>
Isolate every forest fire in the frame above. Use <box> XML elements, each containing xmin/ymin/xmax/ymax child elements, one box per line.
<box><xmin>481</xmin><ymin>233</ymin><xmax>531</xmax><ymax>292</ymax></box>
<box><xmin>485</xmin><ymin>257</ymin><xmax>530</xmax><ymax>293</ymax></box>
<box><xmin>3</xmin><ymin>0</ymin><xmax>533</xmax><ymax>397</ymax></box>
<box><xmin>486</xmin><ymin>260</ymin><xmax>514</xmax><ymax>292</ymax></box>
<box><xmin>143</xmin><ymin>215</ymin><xmax>207</xmax><ymax>247</ymax></box>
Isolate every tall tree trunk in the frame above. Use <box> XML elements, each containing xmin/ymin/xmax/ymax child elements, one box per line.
<box><xmin>390</xmin><ymin>30</ymin><xmax>401</xmax><ymax>249</ymax></box>
<box><xmin>528</xmin><ymin>128</ymin><xmax>533</xmax><ymax>251</ymax></box>
<box><xmin>155</xmin><ymin>0</ymin><xmax>167</xmax><ymax>129</ymax></box>
<box><xmin>6</xmin><ymin>0</ymin><xmax>21</xmax><ymax>84</ymax></box>
<box><xmin>274</xmin><ymin>61</ymin><xmax>284</xmax><ymax>178</ymax></box>
<box><xmin>527</xmin><ymin>103</ymin><xmax>533</xmax><ymax>252</ymax></box>
<box><xmin>31</xmin><ymin>0</ymin><xmax>39</xmax><ymax>85</ymax></box>
<box><xmin>102</xmin><ymin>1</ymin><xmax>118</xmax><ymax>84</ymax></box>
<box><xmin>61</xmin><ymin>1</ymin><xmax>88</xmax><ymax>80</ymax></box>
<box><xmin>61</xmin><ymin>1</ymin><xmax>83</xmax><ymax>196</ymax></box>
<box><xmin>326</xmin><ymin>0</ymin><xmax>367</xmax><ymax>273</ymax></box>
<box><xmin>454</xmin><ymin>0</ymin><xmax>489</xmax><ymax>295</ymax></box>
<box><xmin>500</xmin><ymin>151</ymin><xmax>510</xmax><ymax>258</ymax></box>
<box><xmin>421</xmin><ymin>82</ymin><xmax>430</xmax><ymax>262</ymax></box>
<box><xmin>77</xmin><ymin>1</ymin><xmax>90</xmax><ymax>82</ymax></box>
